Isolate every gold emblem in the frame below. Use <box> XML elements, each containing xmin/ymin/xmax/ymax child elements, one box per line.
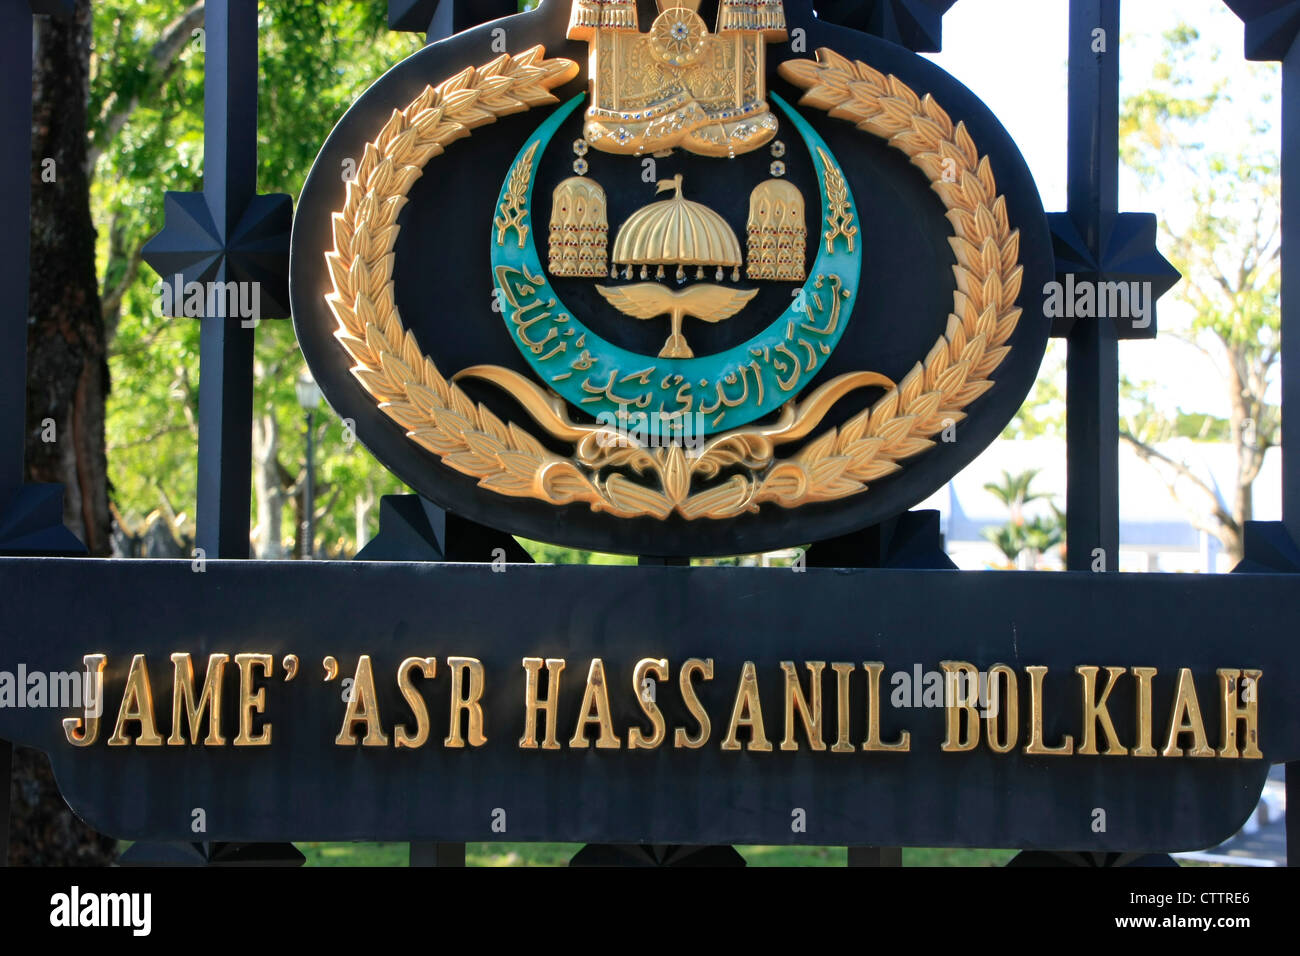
<box><xmin>610</xmin><ymin>174</ymin><xmax>742</xmax><ymax>283</ymax></box>
<box><xmin>323</xmin><ymin>40</ymin><xmax>1023</xmax><ymax>520</ymax></box>
<box><xmin>548</xmin><ymin>176</ymin><xmax>609</xmax><ymax>277</ymax></box>
<box><xmin>569</xmin><ymin>0</ymin><xmax>787</xmax><ymax>157</ymax></box>
<box><xmin>746</xmin><ymin>178</ymin><xmax>807</xmax><ymax>281</ymax></box>
<box><xmin>494</xmin><ymin>141</ymin><xmax>537</xmax><ymax>249</ymax></box>
<box><xmin>595</xmin><ymin>282</ymin><xmax>758</xmax><ymax>358</ymax></box>
<box><xmin>818</xmin><ymin>146</ymin><xmax>858</xmax><ymax>253</ymax></box>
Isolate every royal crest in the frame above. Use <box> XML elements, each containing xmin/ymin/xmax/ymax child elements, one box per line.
<box><xmin>488</xmin><ymin>89</ymin><xmax>861</xmax><ymax>443</ymax></box>
<box><xmin>291</xmin><ymin>0</ymin><xmax>1055</xmax><ymax>556</ymax></box>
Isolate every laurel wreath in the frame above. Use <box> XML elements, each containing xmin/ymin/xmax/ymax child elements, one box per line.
<box><xmin>323</xmin><ymin>46</ymin><xmax>1023</xmax><ymax>520</ymax></box>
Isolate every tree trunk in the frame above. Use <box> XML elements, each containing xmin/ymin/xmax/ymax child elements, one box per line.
<box><xmin>252</xmin><ymin>410</ymin><xmax>285</xmax><ymax>559</ymax></box>
<box><xmin>1226</xmin><ymin>359</ymin><xmax>1250</xmax><ymax>565</ymax></box>
<box><xmin>27</xmin><ymin>2</ymin><xmax>110</xmax><ymax>557</ymax></box>
<box><xmin>10</xmin><ymin>1</ymin><xmax>117</xmax><ymax>866</ymax></box>
<box><xmin>8</xmin><ymin>747</ymin><xmax>115</xmax><ymax>865</ymax></box>
<box><xmin>356</xmin><ymin>485</ymin><xmax>375</xmax><ymax>551</ymax></box>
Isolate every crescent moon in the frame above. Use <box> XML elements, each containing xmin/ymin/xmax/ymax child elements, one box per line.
<box><xmin>488</xmin><ymin>92</ymin><xmax>863</xmax><ymax>442</ymax></box>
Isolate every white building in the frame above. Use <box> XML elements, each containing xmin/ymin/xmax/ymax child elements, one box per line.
<box><xmin>915</xmin><ymin>439</ymin><xmax>1281</xmax><ymax>572</ymax></box>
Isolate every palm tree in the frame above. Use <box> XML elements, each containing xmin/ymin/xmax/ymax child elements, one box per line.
<box><xmin>1020</xmin><ymin>514</ymin><xmax>1064</xmax><ymax>568</ymax></box>
<box><xmin>981</xmin><ymin>469</ymin><xmax>1061</xmax><ymax>568</ymax></box>
<box><xmin>982</xmin><ymin>525</ymin><xmax>1024</xmax><ymax>565</ymax></box>
<box><xmin>982</xmin><ymin>469</ymin><xmax>1048</xmax><ymax>528</ymax></box>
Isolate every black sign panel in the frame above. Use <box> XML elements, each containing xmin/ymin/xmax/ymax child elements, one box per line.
<box><xmin>0</xmin><ymin>557</ymin><xmax>1292</xmax><ymax>851</ymax></box>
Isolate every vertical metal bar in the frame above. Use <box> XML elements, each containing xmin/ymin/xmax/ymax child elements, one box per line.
<box><xmin>410</xmin><ymin>842</ymin><xmax>465</xmax><ymax>866</ymax></box>
<box><xmin>1283</xmin><ymin>34</ymin><xmax>1300</xmax><ymax>547</ymax></box>
<box><xmin>0</xmin><ymin>0</ymin><xmax>33</xmax><ymax>498</ymax></box>
<box><xmin>203</xmin><ymin>0</ymin><xmax>257</xmax><ymax>237</ymax></box>
<box><xmin>303</xmin><ymin>410</ymin><xmax>314</xmax><ymax>557</ymax></box>
<box><xmin>197</xmin><ymin>321</ymin><xmax>254</xmax><ymax>557</ymax></box>
<box><xmin>0</xmin><ymin>739</ymin><xmax>10</xmax><ymax>866</ymax></box>
<box><xmin>1282</xmin><ymin>30</ymin><xmax>1300</xmax><ymax>869</ymax></box>
<box><xmin>0</xmin><ymin>0</ymin><xmax>36</xmax><ymax>869</ymax></box>
<box><xmin>195</xmin><ymin>0</ymin><xmax>258</xmax><ymax>559</ymax></box>
<box><xmin>848</xmin><ymin>846</ymin><xmax>902</xmax><ymax>866</ymax></box>
<box><xmin>1065</xmin><ymin>0</ymin><xmax>1121</xmax><ymax>571</ymax></box>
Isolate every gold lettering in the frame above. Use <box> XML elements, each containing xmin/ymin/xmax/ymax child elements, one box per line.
<box><xmin>1216</xmin><ymin>668</ymin><xmax>1262</xmax><ymax>759</ymax></box>
<box><xmin>863</xmin><ymin>661</ymin><xmax>909</xmax><ymax>752</ymax></box>
<box><xmin>1162</xmin><ymin>667</ymin><xmax>1214</xmax><ymax>757</ymax></box>
<box><xmin>1024</xmin><ymin>665</ymin><xmax>1073</xmax><ymax>755</ymax></box>
<box><xmin>107</xmin><ymin>654</ymin><xmax>163</xmax><ymax>746</ymax></box>
<box><xmin>394</xmin><ymin>657</ymin><xmax>437</xmax><ymax>749</ymax></box>
<box><xmin>1132</xmin><ymin>666</ymin><xmax>1158</xmax><ymax>756</ymax></box>
<box><xmin>940</xmin><ymin>661</ymin><xmax>979</xmax><ymax>752</ymax></box>
<box><xmin>519</xmin><ymin>657</ymin><xmax>564</xmax><ymax>749</ymax></box>
<box><xmin>445</xmin><ymin>656</ymin><xmax>487</xmax><ymax>748</ymax></box>
<box><xmin>674</xmin><ymin>657</ymin><xmax>713</xmax><ymax>748</ymax></box>
<box><xmin>63</xmin><ymin>653</ymin><xmax>106</xmax><ymax>747</ymax></box>
<box><xmin>830</xmin><ymin>662</ymin><xmax>855</xmax><ymax>753</ymax></box>
<box><xmin>628</xmin><ymin>658</ymin><xmax>668</xmax><ymax>750</ymax></box>
<box><xmin>335</xmin><ymin>655</ymin><xmax>387</xmax><ymax>747</ymax></box>
<box><xmin>569</xmin><ymin>658</ymin><xmax>621</xmax><ymax>749</ymax></box>
<box><xmin>168</xmin><ymin>652</ymin><xmax>228</xmax><ymax>746</ymax></box>
<box><xmin>985</xmin><ymin>664</ymin><xmax>1018</xmax><ymax>753</ymax></box>
<box><xmin>1076</xmin><ymin>665</ymin><xmax>1128</xmax><ymax>756</ymax></box>
<box><xmin>721</xmin><ymin>661</ymin><xmax>772</xmax><ymax>752</ymax></box>
<box><xmin>233</xmin><ymin>653</ymin><xmax>273</xmax><ymax>747</ymax></box>
<box><xmin>779</xmin><ymin>661</ymin><xmax>826</xmax><ymax>751</ymax></box>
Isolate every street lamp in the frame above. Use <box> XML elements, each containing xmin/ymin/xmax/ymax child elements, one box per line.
<box><xmin>295</xmin><ymin>369</ymin><xmax>323</xmax><ymax>559</ymax></box>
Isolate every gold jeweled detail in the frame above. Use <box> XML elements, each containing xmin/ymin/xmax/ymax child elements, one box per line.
<box><xmin>747</xmin><ymin>178</ymin><xmax>807</xmax><ymax>281</ymax></box>
<box><xmin>611</xmin><ymin>174</ymin><xmax>742</xmax><ymax>281</ymax></box>
<box><xmin>570</xmin><ymin>0</ymin><xmax>787</xmax><ymax>157</ymax></box>
<box><xmin>548</xmin><ymin>175</ymin><xmax>609</xmax><ymax>277</ymax></box>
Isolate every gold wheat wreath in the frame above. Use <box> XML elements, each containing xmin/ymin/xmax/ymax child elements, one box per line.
<box><xmin>323</xmin><ymin>47</ymin><xmax>1022</xmax><ymax>520</ymax></box>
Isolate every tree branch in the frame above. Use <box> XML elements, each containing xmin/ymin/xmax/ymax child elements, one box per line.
<box><xmin>89</xmin><ymin>1</ymin><xmax>206</xmax><ymax>173</ymax></box>
<box><xmin>1119</xmin><ymin>432</ymin><xmax>1236</xmax><ymax>538</ymax></box>
<box><xmin>100</xmin><ymin>216</ymin><xmax>143</xmax><ymax>340</ymax></box>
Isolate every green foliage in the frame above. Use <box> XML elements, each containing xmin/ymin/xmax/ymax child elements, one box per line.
<box><xmin>294</xmin><ymin>841</ymin><xmax>1015</xmax><ymax>867</ymax></box>
<box><xmin>1020</xmin><ymin>514</ymin><xmax>1062</xmax><ymax>555</ymax></box>
<box><xmin>1003</xmin><ymin>340</ymin><xmax>1065</xmax><ymax>439</ymax></box>
<box><xmin>518</xmin><ymin>539</ymin><xmax>638</xmax><ymax>565</ymax></box>
<box><xmin>97</xmin><ymin>2</ymin><xmax>421</xmax><ymax>549</ymax></box>
<box><xmin>1119</xmin><ymin>22</ymin><xmax>1280</xmax><ymax>451</ymax></box>
<box><xmin>1120</xmin><ymin>374</ymin><xmax>1231</xmax><ymax>445</ymax></box>
<box><xmin>1114</xmin><ymin>18</ymin><xmax>1280</xmax><ymax>557</ymax></box>
<box><xmin>982</xmin><ymin>469</ymin><xmax>1045</xmax><ymax>517</ymax></box>
<box><xmin>981</xmin><ymin>525</ymin><xmax>1023</xmax><ymax>564</ymax></box>
<box><xmin>1016</xmin><ymin>17</ymin><xmax>1280</xmax><ymax>489</ymax></box>
<box><xmin>980</xmin><ymin>469</ymin><xmax>1061</xmax><ymax>567</ymax></box>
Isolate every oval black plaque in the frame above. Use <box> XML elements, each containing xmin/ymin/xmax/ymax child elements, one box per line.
<box><xmin>290</xmin><ymin>0</ymin><xmax>1052</xmax><ymax>556</ymax></box>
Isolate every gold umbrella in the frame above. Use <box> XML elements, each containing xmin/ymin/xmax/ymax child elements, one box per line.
<box><xmin>612</xmin><ymin>175</ymin><xmax>743</xmax><ymax>281</ymax></box>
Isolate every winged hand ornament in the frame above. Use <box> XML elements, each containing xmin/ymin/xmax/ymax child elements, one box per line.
<box><xmin>596</xmin><ymin>282</ymin><xmax>759</xmax><ymax>358</ymax></box>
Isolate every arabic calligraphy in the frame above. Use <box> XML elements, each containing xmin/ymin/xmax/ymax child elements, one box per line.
<box><xmin>496</xmin><ymin>265</ymin><xmax>850</xmax><ymax>427</ymax></box>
